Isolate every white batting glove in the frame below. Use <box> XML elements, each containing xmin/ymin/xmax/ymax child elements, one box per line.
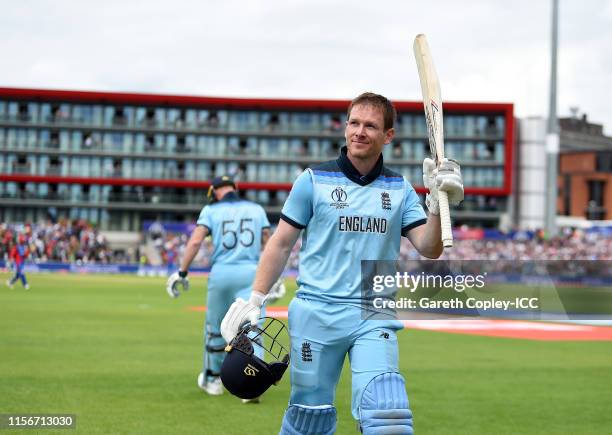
<box><xmin>220</xmin><ymin>291</ymin><xmax>266</xmax><ymax>342</ymax></box>
<box><xmin>166</xmin><ymin>270</ymin><xmax>189</xmax><ymax>298</ymax></box>
<box><xmin>423</xmin><ymin>158</ymin><xmax>464</xmax><ymax>215</ymax></box>
<box><xmin>266</xmin><ymin>278</ymin><xmax>286</xmax><ymax>303</ymax></box>
<box><xmin>436</xmin><ymin>158</ymin><xmax>464</xmax><ymax>205</ymax></box>
<box><xmin>423</xmin><ymin>158</ymin><xmax>439</xmax><ymax>215</ymax></box>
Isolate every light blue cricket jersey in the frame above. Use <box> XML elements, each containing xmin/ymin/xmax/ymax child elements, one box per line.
<box><xmin>281</xmin><ymin>146</ymin><xmax>427</xmax><ymax>304</ymax></box>
<box><xmin>197</xmin><ymin>192</ymin><xmax>270</xmax><ymax>266</ymax></box>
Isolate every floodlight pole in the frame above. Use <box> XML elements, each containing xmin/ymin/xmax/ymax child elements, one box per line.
<box><xmin>545</xmin><ymin>0</ymin><xmax>559</xmax><ymax>237</ymax></box>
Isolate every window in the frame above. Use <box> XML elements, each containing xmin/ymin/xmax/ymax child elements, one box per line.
<box><xmin>587</xmin><ymin>180</ymin><xmax>606</xmax><ymax>220</ymax></box>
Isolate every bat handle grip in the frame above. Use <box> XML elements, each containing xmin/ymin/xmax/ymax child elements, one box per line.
<box><xmin>437</xmin><ymin>190</ymin><xmax>453</xmax><ymax>248</ymax></box>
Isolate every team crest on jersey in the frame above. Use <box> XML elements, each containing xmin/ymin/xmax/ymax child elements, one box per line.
<box><xmin>381</xmin><ymin>192</ymin><xmax>391</xmax><ymax>210</ymax></box>
<box><xmin>330</xmin><ymin>186</ymin><xmax>349</xmax><ymax>210</ymax></box>
<box><xmin>301</xmin><ymin>342</ymin><xmax>313</xmax><ymax>362</ymax></box>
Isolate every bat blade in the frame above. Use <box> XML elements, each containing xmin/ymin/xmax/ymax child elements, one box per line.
<box><xmin>413</xmin><ymin>34</ymin><xmax>453</xmax><ymax>247</ymax></box>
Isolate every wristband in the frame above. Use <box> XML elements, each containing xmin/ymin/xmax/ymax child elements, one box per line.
<box><xmin>178</xmin><ymin>270</ymin><xmax>188</xmax><ymax>278</ymax></box>
<box><xmin>249</xmin><ymin>290</ymin><xmax>266</xmax><ymax>307</ymax></box>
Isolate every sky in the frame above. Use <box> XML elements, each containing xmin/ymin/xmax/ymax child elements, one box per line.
<box><xmin>1</xmin><ymin>0</ymin><xmax>611</xmax><ymax>134</ymax></box>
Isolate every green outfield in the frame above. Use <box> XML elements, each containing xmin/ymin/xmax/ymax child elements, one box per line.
<box><xmin>1</xmin><ymin>273</ymin><xmax>612</xmax><ymax>435</ymax></box>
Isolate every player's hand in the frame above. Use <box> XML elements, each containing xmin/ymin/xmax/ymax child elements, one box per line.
<box><xmin>423</xmin><ymin>158</ymin><xmax>464</xmax><ymax>215</ymax></box>
<box><xmin>266</xmin><ymin>277</ymin><xmax>286</xmax><ymax>303</ymax></box>
<box><xmin>436</xmin><ymin>158</ymin><xmax>464</xmax><ymax>205</ymax></box>
<box><xmin>221</xmin><ymin>291</ymin><xmax>265</xmax><ymax>342</ymax></box>
<box><xmin>166</xmin><ymin>270</ymin><xmax>189</xmax><ymax>298</ymax></box>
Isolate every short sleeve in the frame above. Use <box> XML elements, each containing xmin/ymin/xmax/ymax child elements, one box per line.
<box><xmin>401</xmin><ymin>179</ymin><xmax>427</xmax><ymax>235</ymax></box>
<box><xmin>280</xmin><ymin>170</ymin><xmax>314</xmax><ymax>229</ymax></box>
<box><xmin>196</xmin><ymin>206</ymin><xmax>212</xmax><ymax>233</ymax></box>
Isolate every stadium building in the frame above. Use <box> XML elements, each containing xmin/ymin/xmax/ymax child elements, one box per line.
<box><xmin>0</xmin><ymin>87</ymin><xmax>514</xmax><ymax>231</ymax></box>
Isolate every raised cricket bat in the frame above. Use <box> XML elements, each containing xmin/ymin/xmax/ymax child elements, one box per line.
<box><xmin>413</xmin><ymin>34</ymin><xmax>453</xmax><ymax>247</ymax></box>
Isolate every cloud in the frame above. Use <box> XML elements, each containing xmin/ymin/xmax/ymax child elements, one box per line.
<box><xmin>1</xmin><ymin>0</ymin><xmax>610</xmax><ymax>133</ymax></box>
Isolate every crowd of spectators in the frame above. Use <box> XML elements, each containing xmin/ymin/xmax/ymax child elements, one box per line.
<box><xmin>1</xmin><ymin>220</ymin><xmax>114</xmax><ymax>265</ymax></box>
<box><xmin>2</xmin><ymin>222</ymin><xmax>611</xmax><ymax>269</ymax></box>
<box><xmin>400</xmin><ymin>227</ymin><xmax>612</xmax><ymax>262</ymax></box>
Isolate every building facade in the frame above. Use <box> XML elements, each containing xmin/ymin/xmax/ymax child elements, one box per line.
<box><xmin>516</xmin><ymin>113</ymin><xmax>611</xmax><ymax>230</ymax></box>
<box><xmin>0</xmin><ymin>88</ymin><xmax>514</xmax><ymax>231</ymax></box>
<box><xmin>558</xmin><ymin>114</ymin><xmax>612</xmax><ymax>221</ymax></box>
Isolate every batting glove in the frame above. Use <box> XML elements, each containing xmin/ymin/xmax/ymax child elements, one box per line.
<box><xmin>166</xmin><ymin>270</ymin><xmax>189</xmax><ymax>298</ymax></box>
<box><xmin>423</xmin><ymin>158</ymin><xmax>464</xmax><ymax>215</ymax></box>
<box><xmin>266</xmin><ymin>277</ymin><xmax>286</xmax><ymax>303</ymax></box>
<box><xmin>220</xmin><ymin>291</ymin><xmax>265</xmax><ymax>342</ymax></box>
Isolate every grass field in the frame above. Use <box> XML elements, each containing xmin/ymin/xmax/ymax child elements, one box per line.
<box><xmin>1</xmin><ymin>273</ymin><xmax>612</xmax><ymax>434</ymax></box>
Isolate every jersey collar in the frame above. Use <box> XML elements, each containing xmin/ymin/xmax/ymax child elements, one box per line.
<box><xmin>336</xmin><ymin>146</ymin><xmax>384</xmax><ymax>186</ymax></box>
<box><xmin>219</xmin><ymin>191</ymin><xmax>240</xmax><ymax>202</ymax></box>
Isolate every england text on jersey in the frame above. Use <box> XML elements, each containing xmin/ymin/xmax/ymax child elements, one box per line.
<box><xmin>338</xmin><ymin>216</ymin><xmax>388</xmax><ymax>234</ymax></box>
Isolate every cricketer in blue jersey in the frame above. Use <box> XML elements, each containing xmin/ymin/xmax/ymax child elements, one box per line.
<box><xmin>166</xmin><ymin>175</ymin><xmax>271</xmax><ymax>397</ymax></box>
<box><xmin>221</xmin><ymin>93</ymin><xmax>464</xmax><ymax>434</ymax></box>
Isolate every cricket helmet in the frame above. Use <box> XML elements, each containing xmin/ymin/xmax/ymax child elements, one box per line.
<box><xmin>207</xmin><ymin>175</ymin><xmax>236</xmax><ymax>203</ymax></box>
<box><xmin>220</xmin><ymin>317</ymin><xmax>290</xmax><ymax>399</ymax></box>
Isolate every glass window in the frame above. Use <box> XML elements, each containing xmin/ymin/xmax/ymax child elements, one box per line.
<box><xmin>92</xmin><ymin>105</ymin><xmax>104</xmax><ymax>126</ymax></box>
<box><xmin>197</xmin><ymin>110</ymin><xmax>210</xmax><ymax>127</ymax></box>
<box><xmin>291</xmin><ymin>112</ymin><xmax>318</xmax><ymax>132</ymax></box>
<box><xmin>133</xmin><ymin>134</ymin><xmax>145</xmax><ymax>153</ymax></box>
<box><xmin>57</xmin><ymin>104</ymin><xmax>71</xmax><ymax>122</ymax></box>
<box><xmin>185</xmin><ymin>109</ymin><xmax>197</xmax><ymax>127</ymax></box>
<box><xmin>72</xmin><ymin>105</ymin><xmax>84</xmax><ymax>123</ymax></box>
<box><xmin>26</xmin><ymin>155</ymin><xmax>37</xmax><ymax>174</ymax></box>
<box><xmin>246</xmin><ymin>163</ymin><xmax>257</xmax><ymax>181</ymax></box>
<box><xmin>155</xmin><ymin>108</ymin><xmax>166</xmax><ymax>128</ymax></box>
<box><xmin>135</xmin><ymin>107</ymin><xmax>147</xmax><ymax>125</ymax></box>
<box><xmin>16</xmin><ymin>129</ymin><xmax>27</xmax><ymax>148</ymax></box>
<box><xmin>130</xmin><ymin>159</ymin><xmax>140</xmax><ymax>178</ymax></box>
<box><xmin>197</xmin><ymin>162</ymin><xmax>211</xmax><ymax>180</ymax></box>
<box><xmin>216</xmin><ymin>136</ymin><xmax>226</xmax><ymax>154</ymax></box>
<box><xmin>6</xmin><ymin>182</ymin><xmax>18</xmax><ymax>197</ymax></box>
<box><xmin>124</xmin><ymin>106</ymin><xmax>135</xmax><ymax>127</ymax></box>
<box><xmin>167</xmin><ymin>108</ymin><xmax>180</xmax><ymax>126</ymax></box>
<box><xmin>102</xmin><ymin>157</ymin><xmax>113</xmax><ymax>177</ymax></box>
<box><xmin>495</xmin><ymin>142</ymin><xmax>504</xmax><ymax>163</ymax></box>
<box><xmin>125</xmin><ymin>133</ymin><xmax>134</xmax><ymax>150</ymax></box>
<box><xmin>152</xmin><ymin>160</ymin><xmax>163</xmax><ymax>178</ymax></box>
<box><xmin>111</xmin><ymin>133</ymin><xmax>124</xmax><ymax>151</ymax></box>
<box><xmin>7</xmin><ymin>102</ymin><xmax>18</xmax><ymax>119</ymax></box>
<box><xmin>215</xmin><ymin>162</ymin><xmax>227</xmax><ymax>178</ymax></box>
<box><xmin>37</xmin><ymin>155</ymin><xmax>48</xmax><ymax>175</ymax></box>
<box><xmin>140</xmin><ymin>159</ymin><xmax>152</xmax><ymax>178</ymax></box>
<box><xmin>166</xmin><ymin>134</ymin><xmax>177</xmax><ymax>152</ymax></box>
<box><xmin>39</xmin><ymin>130</ymin><xmax>50</xmax><ymax>147</ymax></box>
<box><xmin>6</xmin><ymin>128</ymin><xmax>17</xmax><ymax>146</ymax></box>
<box><xmin>89</xmin><ymin>157</ymin><xmax>100</xmax><ymax>177</ymax></box>
<box><xmin>463</xmin><ymin>141</ymin><xmax>475</xmax><ymax>161</ymax></box>
<box><xmin>27</xmin><ymin>103</ymin><xmax>38</xmax><ymax>122</ymax></box>
<box><xmin>257</xmin><ymin>190</ymin><xmax>270</xmax><ymax>205</ymax></box>
<box><xmin>37</xmin><ymin>183</ymin><xmax>48</xmax><ymax>199</ymax></box>
<box><xmin>40</xmin><ymin>104</ymin><xmax>52</xmax><ymax>122</ymax></box>
<box><xmin>70</xmin><ymin>131</ymin><xmax>82</xmax><ymax>151</ymax></box>
<box><xmin>27</xmin><ymin>130</ymin><xmax>37</xmax><ymax>148</ymax></box>
<box><xmin>104</xmin><ymin>106</ymin><xmax>114</xmax><ymax>126</ymax></box>
<box><xmin>70</xmin><ymin>184</ymin><xmax>82</xmax><ymax>202</ymax></box>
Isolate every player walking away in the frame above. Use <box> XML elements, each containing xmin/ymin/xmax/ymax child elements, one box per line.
<box><xmin>221</xmin><ymin>93</ymin><xmax>464</xmax><ymax>434</ymax></box>
<box><xmin>166</xmin><ymin>175</ymin><xmax>274</xmax><ymax>398</ymax></box>
<box><xmin>6</xmin><ymin>234</ymin><xmax>30</xmax><ymax>290</ymax></box>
